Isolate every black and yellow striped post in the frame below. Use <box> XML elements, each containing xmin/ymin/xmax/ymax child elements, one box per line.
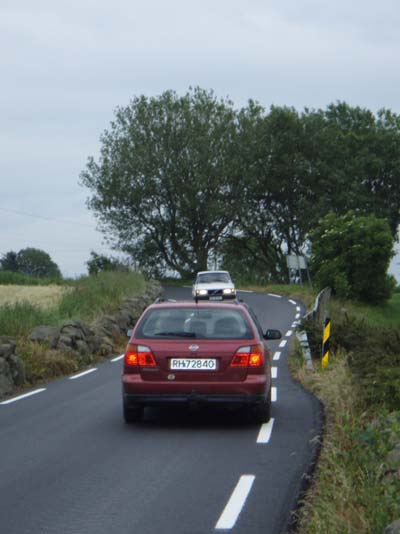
<box><xmin>322</xmin><ymin>317</ymin><xmax>331</xmax><ymax>368</ymax></box>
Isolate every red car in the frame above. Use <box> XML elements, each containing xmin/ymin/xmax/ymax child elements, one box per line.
<box><xmin>122</xmin><ymin>299</ymin><xmax>281</xmax><ymax>423</ymax></box>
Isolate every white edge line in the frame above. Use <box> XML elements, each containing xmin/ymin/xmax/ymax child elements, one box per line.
<box><xmin>267</xmin><ymin>293</ymin><xmax>282</xmax><ymax>298</ymax></box>
<box><xmin>296</xmin><ymin>306</ymin><xmax>301</xmax><ymax>312</ymax></box>
<box><xmin>215</xmin><ymin>475</ymin><xmax>255</xmax><ymax>530</ymax></box>
<box><xmin>111</xmin><ymin>354</ymin><xmax>125</xmax><ymax>362</ymax></box>
<box><xmin>295</xmin><ymin>313</ymin><xmax>301</xmax><ymax>319</ymax></box>
<box><xmin>271</xmin><ymin>367</ymin><xmax>278</xmax><ymax>379</ymax></box>
<box><xmin>273</xmin><ymin>351</ymin><xmax>281</xmax><ymax>361</ymax></box>
<box><xmin>271</xmin><ymin>387</ymin><xmax>277</xmax><ymax>402</ymax></box>
<box><xmin>0</xmin><ymin>388</ymin><xmax>46</xmax><ymax>405</ymax></box>
<box><xmin>289</xmin><ymin>299</ymin><xmax>296</xmax><ymax>305</ymax></box>
<box><xmin>279</xmin><ymin>339</ymin><xmax>287</xmax><ymax>348</ymax></box>
<box><xmin>69</xmin><ymin>368</ymin><xmax>98</xmax><ymax>380</ymax></box>
<box><xmin>285</xmin><ymin>330</ymin><xmax>293</xmax><ymax>337</ymax></box>
<box><xmin>257</xmin><ymin>418</ymin><xmax>275</xmax><ymax>444</ymax></box>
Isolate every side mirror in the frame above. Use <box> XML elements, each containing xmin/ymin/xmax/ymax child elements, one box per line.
<box><xmin>264</xmin><ymin>329</ymin><xmax>282</xmax><ymax>340</ymax></box>
<box><xmin>127</xmin><ymin>329</ymin><xmax>133</xmax><ymax>338</ymax></box>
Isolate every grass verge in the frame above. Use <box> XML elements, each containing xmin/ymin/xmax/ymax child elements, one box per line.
<box><xmin>0</xmin><ymin>271</ymin><xmax>145</xmax><ymax>337</ymax></box>
<box><xmin>292</xmin><ymin>290</ymin><xmax>400</xmax><ymax>533</ymax></box>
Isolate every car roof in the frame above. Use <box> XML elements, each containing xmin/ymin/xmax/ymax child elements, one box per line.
<box><xmin>196</xmin><ymin>270</ymin><xmax>230</xmax><ymax>275</ymax></box>
<box><xmin>148</xmin><ymin>299</ymin><xmax>247</xmax><ymax>310</ymax></box>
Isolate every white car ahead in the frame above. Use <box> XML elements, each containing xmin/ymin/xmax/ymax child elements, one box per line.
<box><xmin>192</xmin><ymin>270</ymin><xmax>236</xmax><ymax>301</ymax></box>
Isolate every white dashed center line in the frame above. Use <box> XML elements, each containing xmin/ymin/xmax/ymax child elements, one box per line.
<box><xmin>273</xmin><ymin>351</ymin><xmax>281</xmax><ymax>361</ymax></box>
<box><xmin>279</xmin><ymin>339</ymin><xmax>287</xmax><ymax>348</ymax></box>
<box><xmin>69</xmin><ymin>368</ymin><xmax>98</xmax><ymax>380</ymax></box>
<box><xmin>257</xmin><ymin>418</ymin><xmax>275</xmax><ymax>444</ymax></box>
<box><xmin>111</xmin><ymin>354</ymin><xmax>124</xmax><ymax>362</ymax></box>
<box><xmin>268</xmin><ymin>293</ymin><xmax>282</xmax><ymax>298</ymax></box>
<box><xmin>215</xmin><ymin>475</ymin><xmax>255</xmax><ymax>530</ymax></box>
<box><xmin>0</xmin><ymin>388</ymin><xmax>47</xmax><ymax>405</ymax></box>
<box><xmin>289</xmin><ymin>299</ymin><xmax>296</xmax><ymax>305</ymax></box>
<box><xmin>271</xmin><ymin>387</ymin><xmax>277</xmax><ymax>402</ymax></box>
<box><xmin>295</xmin><ymin>313</ymin><xmax>300</xmax><ymax>319</ymax></box>
<box><xmin>271</xmin><ymin>367</ymin><xmax>278</xmax><ymax>379</ymax></box>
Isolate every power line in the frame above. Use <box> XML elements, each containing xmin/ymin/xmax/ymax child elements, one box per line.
<box><xmin>0</xmin><ymin>206</ymin><xmax>96</xmax><ymax>229</ymax></box>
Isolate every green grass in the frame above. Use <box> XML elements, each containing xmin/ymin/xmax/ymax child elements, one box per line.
<box><xmin>339</xmin><ymin>293</ymin><xmax>400</xmax><ymax>327</ymax></box>
<box><xmin>293</xmin><ymin>352</ymin><xmax>400</xmax><ymax>534</ymax></box>
<box><xmin>292</xmin><ymin>288</ymin><xmax>400</xmax><ymax>534</ymax></box>
<box><xmin>0</xmin><ymin>302</ymin><xmax>60</xmax><ymax>337</ymax></box>
<box><xmin>0</xmin><ymin>271</ymin><xmax>145</xmax><ymax>337</ymax></box>
<box><xmin>0</xmin><ymin>270</ymin><xmax>64</xmax><ymax>286</ymax></box>
<box><xmin>58</xmin><ymin>270</ymin><xmax>145</xmax><ymax>322</ymax></box>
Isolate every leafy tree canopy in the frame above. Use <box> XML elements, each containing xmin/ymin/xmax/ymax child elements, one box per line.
<box><xmin>309</xmin><ymin>212</ymin><xmax>396</xmax><ymax>304</ymax></box>
<box><xmin>0</xmin><ymin>248</ymin><xmax>62</xmax><ymax>279</ymax></box>
<box><xmin>81</xmin><ymin>88</ymin><xmax>243</xmax><ymax>278</ymax></box>
<box><xmin>81</xmin><ymin>90</ymin><xmax>400</xmax><ymax>281</ymax></box>
<box><xmin>86</xmin><ymin>251</ymin><xmax>129</xmax><ymax>275</ymax></box>
<box><xmin>0</xmin><ymin>251</ymin><xmax>19</xmax><ymax>272</ymax></box>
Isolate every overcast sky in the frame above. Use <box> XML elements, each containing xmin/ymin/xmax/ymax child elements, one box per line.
<box><xmin>1</xmin><ymin>0</ymin><xmax>400</xmax><ymax>280</ymax></box>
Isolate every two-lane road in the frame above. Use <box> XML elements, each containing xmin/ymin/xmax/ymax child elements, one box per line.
<box><xmin>0</xmin><ymin>287</ymin><xmax>322</xmax><ymax>534</ymax></box>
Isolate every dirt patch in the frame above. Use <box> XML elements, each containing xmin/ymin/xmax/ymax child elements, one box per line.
<box><xmin>0</xmin><ymin>285</ymin><xmax>70</xmax><ymax>309</ymax></box>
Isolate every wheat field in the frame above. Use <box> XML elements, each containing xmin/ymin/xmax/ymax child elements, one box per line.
<box><xmin>0</xmin><ymin>285</ymin><xmax>70</xmax><ymax>309</ymax></box>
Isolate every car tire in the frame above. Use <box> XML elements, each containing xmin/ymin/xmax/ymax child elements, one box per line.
<box><xmin>253</xmin><ymin>390</ymin><xmax>271</xmax><ymax>423</ymax></box>
<box><xmin>123</xmin><ymin>401</ymin><xmax>144</xmax><ymax>423</ymax></box>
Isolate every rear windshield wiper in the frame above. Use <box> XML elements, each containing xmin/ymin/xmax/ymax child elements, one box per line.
<box><xmin>154</xmin><ymin>331</ymin><xmax>196</xmax><ymax>337</ymax></box>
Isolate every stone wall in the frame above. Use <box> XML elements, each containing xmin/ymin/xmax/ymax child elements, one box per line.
<box><xmin>0</xmin><ymin>280</ymin><xmax>163</xmax><ymax>399</ymax></box>
<box><xmin>0</xmin><ymin>336</ymin><xmax>25</xmax><ymax>397</ymax></box>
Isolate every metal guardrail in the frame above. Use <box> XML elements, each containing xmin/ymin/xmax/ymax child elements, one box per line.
<box><xmin>303</xmin><ymin>287</ymin><xmax>331</xmax><ymax>325</ymax></box>
<box><xmin>298</xmin><ymin>287</ymin><xmax>331</xmax><ymax>371</ymax></box>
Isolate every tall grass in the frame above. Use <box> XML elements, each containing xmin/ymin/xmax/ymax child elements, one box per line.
<box><xmin>58</xmin><ymin>271</ymin><xmax>145</xmax><ymax>322</ymax></box>
<box><xmin>0</xmin><ymin>302</ymin><xmax>60</xmax><ymax>337</ymax></box>
<box><xmin>0</xmin><ymin>271</ymin><xmax>145</xmax><ymax>337</ymax></box>
<box><xmin>0</xmin><ymin>271</ymin><xmax>64</xmax><ymax>286</ymax></box>
<box><xmin>294</xmin><ymin>352</ymin><xmax>400</xmax><ymax>533</ymax></box>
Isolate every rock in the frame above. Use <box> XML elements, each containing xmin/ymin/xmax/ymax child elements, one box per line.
<box><xmin>0</xmin><ymin>336</ymin><xmax>16</xmax><ymax>359</ymax></box>
<box><xmin>0</xmin><ymin>336</ymin><xmax>25</xmax><ymax>398</ymax></box>
<box><xmin>386</xmin><ymin>444</ymin><xmax>400</xmax><ymax>470</ymax></box>
<box><xmin>28</xmin><ymin>325</ymin><xmax>60</xmax><ymax>349</ymax></box>
<box><xmin>384</xmin><ymin>519</ymin><xmax>400</xmax><ymax>534</ymax></box>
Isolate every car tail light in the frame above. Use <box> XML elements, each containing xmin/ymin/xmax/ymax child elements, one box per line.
<box><xmin>124</xmin><ymin>344</ymin><xmax>156</xmax><ymax>367</ymax></box>
<box><xmin>230</xmin><ymin>344</ymin><xmax>264</xmax><ymax>367</ymax></box>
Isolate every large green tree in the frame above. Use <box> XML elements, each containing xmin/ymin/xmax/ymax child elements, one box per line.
<box><xmin>16</xmin><ymin>248</ymin><xmax>61</xmax><ymax>279</ymax></box>
<box><xmin>309</xmin><ymin>212</ymin><xmax>396</xmax><ymax>304</ymax></box>
<box><xmin>0</xmin><ymin>248</ymin><xmax>62</xmax><ymax>279</ymax></box>
<box><xmin>81</xmin><ymin>88</ymin><xmax>242</xmax><ymax>278</ymax></box>
<box><xmin>80</xmin><ymin>90</ymin><xmax>400</xmax><ymax>280</ymax></box>
<box><xmin>0</xmin><ymin>251</ymin><xmax>19</xmax><ymax>272</ymax></box>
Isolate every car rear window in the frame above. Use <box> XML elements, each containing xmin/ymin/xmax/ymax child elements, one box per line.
<box><xmin>135</xmin><ymin>307</ymin><xmax>253</xmax><ymax>339</ymax></box>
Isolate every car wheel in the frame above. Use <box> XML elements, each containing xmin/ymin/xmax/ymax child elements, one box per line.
<box><xmin>123</xmin><ymin>401</ymin><xmax>144</xmax><ymax>423</ymax></box>
<box><xmin>253</xmin><ymin>390</ymin><xmax>271</xmax><ymax>423</ymax></box>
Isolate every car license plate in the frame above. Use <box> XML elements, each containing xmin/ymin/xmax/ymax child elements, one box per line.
<box><xmin>209</xmin><ymin>296</ymin><xmax>223</xmax><ymax>301</ymax></box>
<box><xmin>170</xmin><ymin>358</ymin><xmax>217</xmax><ymax>370</ymax></box>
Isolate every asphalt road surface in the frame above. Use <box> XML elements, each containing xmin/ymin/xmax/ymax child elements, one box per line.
<box><xmin>0</xmin><ymin>286</ymin><xmax>322</xmax><ymax>534</ymax></box>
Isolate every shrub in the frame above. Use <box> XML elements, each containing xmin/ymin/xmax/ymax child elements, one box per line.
<box><xmin>309</xmin><ymin>212</ymin><xmax>396</xmax><ymax>304</ymax></box>
<box><xmin>304</xmin><ymin>308</ymin><xmax>400</xmax><ymax>410</ymax></box>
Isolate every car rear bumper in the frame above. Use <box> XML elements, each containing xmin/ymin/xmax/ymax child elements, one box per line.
<box><xmin>123</xmin><ymin>392</ymin><xmax>267</xmax><ymax>407</ymax></box>
<box><xmin>122</xmin><ymin>374</ymin><xmax>269</xmax><ymax>407</ymax></box>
